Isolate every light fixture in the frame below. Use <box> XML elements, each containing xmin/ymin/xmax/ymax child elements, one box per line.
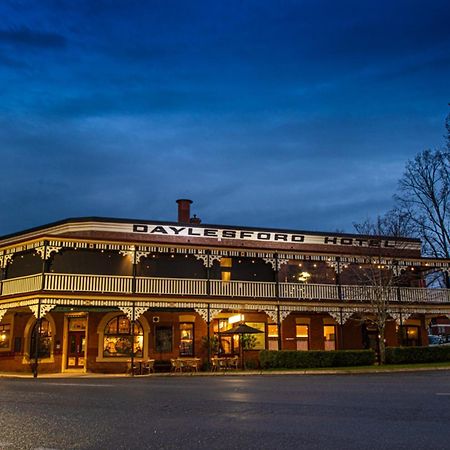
<box><xmin>229</xmin><ymin>314</ymin><xmax>244</xmax><ymax>324</ymax></box>
<box><xmin>298</xmin><ymin>272</ymin><xmax>311</xmax><ymax>283</ymax></box>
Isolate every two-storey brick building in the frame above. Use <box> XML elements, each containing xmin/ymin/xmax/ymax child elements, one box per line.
<box><xmin>1</xmin><ymin>199</ymin><xmax>449</xmax><ymax>374</ymax></box>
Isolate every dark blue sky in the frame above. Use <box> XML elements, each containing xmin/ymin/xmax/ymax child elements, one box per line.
<box><xmin>0</xmin><ymin>0</ymin><xmax>449</xmax><ymax>236</ymax></box>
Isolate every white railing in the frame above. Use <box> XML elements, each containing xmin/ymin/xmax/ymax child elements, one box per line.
<box><xmin>136</xmin><ymin>277</ymin><xmax>207</xmax><ymax>296</ymax></box>
<box><xmin>279</xmin><ymin>283</ymin><xmax>339</xmax><ymax>300</ymax></box>
<box><xmin>1</xmin><ymin>274</ymin><xmax>42</xmax><ymax>295</ymax></box>
<box><xmin>1</xmin><ymin>273</ymin><xmax>450</xmax><ymax>305</ymax></box>
<box><xmin>341</xmin><ymin>285</ymin><xmax>398</xmax><ymax>302</ymax></box>
<box><xmin>44</xmin><ymin>273</ymin><xmax>133</xmax><ymax>293</ymax></box>
<box><xmin>210</xmin><ymin>280</ymin><xmax>276</xmax><ymax>298</ymax></box>
<box><xmin>400</xmin><ymin>287</ymin><xmax>450</xmax><ymax>304</ymax></box>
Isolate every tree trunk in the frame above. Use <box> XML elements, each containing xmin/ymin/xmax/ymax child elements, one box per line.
<box><xmin>378</xmin><ymin>325</ymin><xmax>386</xmax><ymax>365</ymax></box>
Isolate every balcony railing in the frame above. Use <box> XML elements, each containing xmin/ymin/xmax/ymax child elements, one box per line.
<box><xmin>1</xmin><ymin>273</ymin><xmax>450</xmax><ymax>304</ymax></box>
<box><xmin>1</xmin><ymin>274</ymin><xmax>42</xmax><ymax>296</ymax></box>
<box><xmin>45</xmin><ymin>273</ymin><xmax>133</xmax><ymax>293</ymax></box>
<box><xmin>279</xmin><ymin>283</ymin><xmax>339</xmax><ymax>300</ymax></box>
<box><xmin>136</xmin><ymin>277</ymin><xmax>207</xmax><ymax>296</ymax></box>
<box><xmin>210</xmin><ymin>280</ymin><xmax>275</xmax><ymax>298</ymax></box>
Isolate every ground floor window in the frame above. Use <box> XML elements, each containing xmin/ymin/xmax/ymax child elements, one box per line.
<box><xmin>296</xmin><ymin>324</ymin><xmax>309</xmax><ymax>350</ymax></box>
<box><xmin>245</xmin><ymin>322</ymin><xmax>265</xmax><ymax>350</ymax></box>
<box><xmin>323</xmin><ymin>325</ymin><xmax>336</xmax><ymax>351</ymax></box>
<box><xmin>268</xmin><ymin>324</ymin><xmax>279</xmax><ymax>350</ymax></box>
<box><xmin>401</xmin><ymin>325</ymin><xmax>420</xmax><ymax>347</ymax></box>
<box><xmin>179</xmin><ymin>323</ymin><xmax>194</xmax><ymax>356</ymax></box>
<box><xmin>0</xmin><ymin>323</ymin><xmax>11</xmax><ymax>349</ymax></box>
<box><xmin>155</xmin><ymin>325</ymin><xmax>173</xmax><ymax>353</ymax></box>
<box><xmin>214</xmin><ymin>319</ymin><xmax>238</xmax><ymax>355</ymax></box>
<box><xmin>103</xmin><ymin>315</ymin><xmax>143</xmax><ymax>358</ymax></box>
<box><xmin>30</xmin><ymin>318</ymin><xmax>52</xmax><ymax>358</ymax></box>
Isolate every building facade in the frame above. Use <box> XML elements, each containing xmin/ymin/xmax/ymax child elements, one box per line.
<box><xmin>1</xmin><ymin>199</ymin><xmax>450</xmax><ymax>374</ymax></box>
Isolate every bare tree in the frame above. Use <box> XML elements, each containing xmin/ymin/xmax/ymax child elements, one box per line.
<box><xmin>395</xmin><ymin>148</ymin><xmax>450</xmax><ymax>259</ymax></box>
<box><xmin>353</xmin><ymin>211</ymin><xmax>411</xmax><ymax>364</ymax></box>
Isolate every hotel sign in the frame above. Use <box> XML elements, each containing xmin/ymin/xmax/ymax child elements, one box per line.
<box><xmin>132</xmin><ymin>224</ymin><xmax>419</xmax><ymax>250</ymax></box>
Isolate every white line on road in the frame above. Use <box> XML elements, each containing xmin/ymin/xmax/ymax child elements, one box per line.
<box><xmin>42</xmin><ymin>382</ymin><xmax>114</xmax><ymax>387</ymax></box>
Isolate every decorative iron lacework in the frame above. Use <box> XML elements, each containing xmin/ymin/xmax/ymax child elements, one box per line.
<box><xmin>35</xmin><ymin>245</ymin><xmax>62</xmax><ymax>260</ymax></box>
<box><xmin>263</xmin><ymin>309</ymin><xmax>279</xmax><ymax>323</ymax></box>
<box><xmin>327</xmin><ymin>311</ymin><xmax>354</xmax><ymax>324</ymax></box>
<box><xmin>117</xmin><ymin>305</ymin><xmax>149</xmax><ymax>320</ymax></box>
<box><xmin>28</xmin><ymin>303</ymin><xmax>55</xmax><ymax>318</ymax></box>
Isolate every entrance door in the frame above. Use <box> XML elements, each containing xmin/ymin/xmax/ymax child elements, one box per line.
<box><xmin>67</xmin><ymin>331</ymin><xmax>85</xmax><ymax>369</ymax></box>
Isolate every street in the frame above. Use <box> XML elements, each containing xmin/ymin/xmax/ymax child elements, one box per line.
<box><xmin>0</xmin><ymin>372</ymin><xmax>450</xmax><ymax>449</ymax></box>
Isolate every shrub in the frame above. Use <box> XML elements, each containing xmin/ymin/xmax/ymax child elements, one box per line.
<box><xmin>259</xmin><ymin>349</ymin><xmax>375</xmax><ymax>369</ymax></box>
<box><xmin>385</xmin><ymin>346</ymin><xmax>450</xmax><ymax>364</ymax></box>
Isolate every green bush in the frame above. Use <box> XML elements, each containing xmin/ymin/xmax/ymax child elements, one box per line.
<box><xmin>259</xmin><ymin>349</ymin><xmax>375</xmax><ymax>369</ymax></box>
<box><xmin>385</xmin><ymin>346</ymin><xmax>450</xmax><ymax>364</ymax></box>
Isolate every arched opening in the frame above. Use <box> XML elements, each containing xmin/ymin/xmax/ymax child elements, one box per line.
<box><xmin>103</xmin><ymin>315</ymin><xmax>143</xmax><ymax>358</ymax></box>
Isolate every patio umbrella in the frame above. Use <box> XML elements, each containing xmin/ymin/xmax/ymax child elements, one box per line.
<box><xmin>221</xmin><ymin>323</ymin><xmax>263</xmax><ymax>369</ymax></box>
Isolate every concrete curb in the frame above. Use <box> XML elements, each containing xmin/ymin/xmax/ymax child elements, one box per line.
<box><xmin>2</xmin><ymin>365</ymin><xmax>450</xmax><ymax>379</ymax></box>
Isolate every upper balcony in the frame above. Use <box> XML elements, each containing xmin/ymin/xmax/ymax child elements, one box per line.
<box><xmin>1</xmin><ymin>272</ymin><xmax>449</xmax><ymax>305</ymax></box>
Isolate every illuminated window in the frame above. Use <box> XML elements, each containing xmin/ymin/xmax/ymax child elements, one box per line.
<box><xmin>245</xmin><ymin>322</ymin><xmax>265</xmax><ymax>350</ymax></box>
<box><xmin>103</xmin><ymin>315</ymin><xmax>143</xmax><ymax>358</ymax></box>
<box><xmin>221</xmin><ymin>257</ymin><xmax>232</xmax><ymax>282</ymax></box>
<box><xmin>401</xmin><ymin>326</ymin><xmax>420</xmax><ymax>347</ymax></box>
<box><xmin>268</xmin><ymin>324</ymin><xmax>278</xmax><ymax>338</ymax></box>
<box><xmin>0</xmin><ymin>323</ymin><xmax>11</xmax><ymax>349</ymax></box>
<box><xmin>296</xmin><ymin>325</ymin><xmax>309</xmax><ymax>351</ymax></box>
<box><xmin>30</xmin><ymin>318</ymin><xmax>52</xmax><ymax>359</ymax></box>
<box><xmin>179</xmin><ymin>323</ymin><xmax>194</xmax><ymax>356</ymax></box>
<box><xmin>323</xmin><ymin>325</ymin><xmax>336</xmax><ymax>351</ymax></box>
<box><xmin>268</xmin><ymin>324</ymin><xmax>279</xmax><ymax>350</ymax></box>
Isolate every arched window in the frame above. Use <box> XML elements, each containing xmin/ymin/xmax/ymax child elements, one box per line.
<box><xmin>103</xmin><ymin>315</ymin><xmax>143</xmax><ymax>358</ymax></box>
<box><xmin>30</xmin><ymin>318</ymin><xmax>53</xmax><ymax>359</ymax></box>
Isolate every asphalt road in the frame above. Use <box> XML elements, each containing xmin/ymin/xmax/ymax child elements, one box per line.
<box><xmin>0</xmin><ymin>372</ymin><xmax>450</xmax><ymax>450</ymax></box>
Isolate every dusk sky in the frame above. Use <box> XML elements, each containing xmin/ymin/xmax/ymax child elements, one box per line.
<box><xmin>0</xmin><ymin>0</ymin><xmax>449</xmax><ymax>236</ymax></box>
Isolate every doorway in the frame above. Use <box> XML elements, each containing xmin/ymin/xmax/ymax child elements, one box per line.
<box><xmin>66</xmin><ymin>317</ymin><xmax>86</xmax><ymax>369</ymax></box>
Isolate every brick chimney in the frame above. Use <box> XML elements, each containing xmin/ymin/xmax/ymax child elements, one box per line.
<box><xmin>176</xmin><ymin>199</ymin><xmax>193</xmax><ymax>224</ymax></box>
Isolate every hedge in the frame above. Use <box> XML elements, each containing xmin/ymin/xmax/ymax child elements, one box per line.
<box><xmin>259</xmin><ymin>349</ymin><xmax>375</xmax><ymax>369</ymax></box>
<box><xmin>385</xmin><ymin>346</ymin><xmax>450</xmax><ymax>364</ymax></box>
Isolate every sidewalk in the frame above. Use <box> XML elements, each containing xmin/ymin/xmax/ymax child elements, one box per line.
<box><xmin>2</xmin><ymin>364</ymin><xmax>450</xmax><ymax>379</ymax></box>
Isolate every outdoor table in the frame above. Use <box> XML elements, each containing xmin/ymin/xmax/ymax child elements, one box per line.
<box><xmin>211</xmin><ymin>356</ymin><xmax>239</xmax><ymax>371</ymax></box>
<box><xmin>172</xmin><ymin>357</ymin><xmax>201</xmax><ymax>372</ymax></box>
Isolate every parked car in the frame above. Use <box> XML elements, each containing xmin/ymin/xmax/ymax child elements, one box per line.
<box><xmin>428</xmin><ymin>335</ymin><xmax>444</xmax><ymax>346</ymax></box>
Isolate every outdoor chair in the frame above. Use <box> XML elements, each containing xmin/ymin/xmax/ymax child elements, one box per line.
<box><xmin>143</xmin><ymin>359</ymin><xmax>155</xmax><ymax>374</ymax></box>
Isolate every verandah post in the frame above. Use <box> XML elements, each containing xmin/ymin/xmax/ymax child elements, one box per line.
<box><xmin>274</xmin><ymin>253</ymin><xmax>282</xmax><ymax>350</ymax></box>
<box><xmin>33</xmin><ymin>299</ymin><xmax>41</xmax><ymax>378</ymax></box>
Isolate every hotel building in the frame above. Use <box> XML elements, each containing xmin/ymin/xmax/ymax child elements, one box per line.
<box><xmin>0</xmin><ymin>199</ymin><xmax>449</xmax><ymax>374</ymax></box>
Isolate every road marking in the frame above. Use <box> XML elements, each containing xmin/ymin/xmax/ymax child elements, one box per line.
<box><xmin>436</xmin><ymin>393</ymin><xmax>450</xmax><ymax>396</ymax></box>
<box><xmin>42</xmin><ymin>382</ymin><xmax>114</xmax><ymax>387</ymax></box>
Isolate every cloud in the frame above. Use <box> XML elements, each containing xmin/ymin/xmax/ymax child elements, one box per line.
<box><xmin>0</xmin><ymin>27</ymin><xmax>67</xmax><ymax>49</ymax></box>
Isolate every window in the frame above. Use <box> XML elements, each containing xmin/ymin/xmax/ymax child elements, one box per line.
<box><xmin>0</xmin><ymin>323</ymin><xmax>11</xmax><ymax>349</ymax></box>
<box><xmin>268</xmin><ymin>324</ymin><xmax>279</xmax><ymax>351</ymax></box>
<box><xmin>221</xmin><ymin>257</ymin><xmax>232</xmax><ymax>282</ymax></box>
<box><xmin>103</xmin><ymin>315</ymin><xmax>143</xmax><ymax>358</ymax></box>
<box><xmin>179</xmin><ymin>323</ymin><xmax>194</xmax><ymax>356</ymax></box>
<box><xmin>214</xmin><ymin>319</ymin><xmax>236</xmax><ymax>355</ymax></box>
<box><xmin>245</xmin><ymin>322</ymin><xmax>265</xmax><ymax>350</ymax></box>
<box><xmin>296</xmin><ymin>325</ymin><xmax>309</xmax><ymax>351</ymax></box>
<box><xmin>30</xmin><ymin>318</ymin><xmax>52</xmax><ymax>359</ymax></box>
<box><xmin>155</xmin><ymin>325</ymin><xmax>173</xmax><ymax>353</ymax></box>
<box><xmin>324</xmin><ymin>325</ymin><xmax>336</xmax><ymax>351</ymax></box>
<box><xmin>401</xmin><ymin>326</ymin><xmax>420</xmax><ymax>347</ymax></box>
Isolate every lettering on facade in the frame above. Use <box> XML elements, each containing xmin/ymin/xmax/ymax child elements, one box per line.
<box><xmin>132</xmin><ymin>224</ymin><xmax>408</xmax><ymax>249</ymax></box>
